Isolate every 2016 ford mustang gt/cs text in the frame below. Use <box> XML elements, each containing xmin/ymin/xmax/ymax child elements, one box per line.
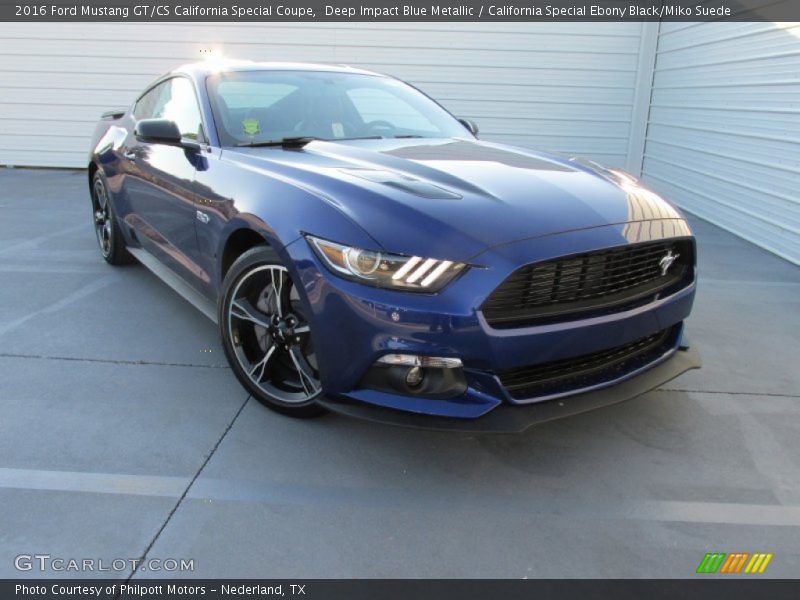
<box><xmin>88</xmin><ymin>60</ymin><xmax>700</xmax><ymax>432</ymax></box>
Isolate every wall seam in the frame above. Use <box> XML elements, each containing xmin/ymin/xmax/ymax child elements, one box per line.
<box><xmin>626</xmin><ymin>20</ymin><xmax>660</xmax><ymax>176</ymax></box>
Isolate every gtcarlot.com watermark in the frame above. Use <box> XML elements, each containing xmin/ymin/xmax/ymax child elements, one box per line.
<box><xmin>14</xmin><ymin>553</ymin><xmax>194</xmax><ymax>573</ymax></box>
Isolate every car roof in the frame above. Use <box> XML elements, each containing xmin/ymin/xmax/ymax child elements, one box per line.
<box><xmin>172</xmin><ymin>60</ymin><xmax>385</xmax><ymax>78</ymax></box>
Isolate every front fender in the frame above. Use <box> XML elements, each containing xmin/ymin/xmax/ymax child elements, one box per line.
<box><xmin>202</xmin><ymin>154</ymin><xmax>382</xmax><ymax>291</ymax></box>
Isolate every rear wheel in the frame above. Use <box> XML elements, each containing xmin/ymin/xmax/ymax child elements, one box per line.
<box><xmin>91</xmin><ymin>170</ymin><xmax>135</xmax><ymax>265</ymax></box>
<box><xmin>219</xmin><ymin>246</ymin><xmax>326</xmax><ymax>418</ymax></box>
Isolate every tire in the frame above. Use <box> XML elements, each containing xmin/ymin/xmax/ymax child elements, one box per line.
<box><xmin>91</xmin><ymin>170</ymin><xmax>136</xmax><ymax>266</ymax></box>
<box><xmin>219</xmin><ymin>246</ymin><xmax>326</xmax><ymax>418</ymax></box>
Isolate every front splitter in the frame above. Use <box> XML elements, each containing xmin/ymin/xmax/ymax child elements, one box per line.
<box><xmin>317</xmin><ymin>346</ymin><xmax>701</xmax><ymax>433</ymax></box>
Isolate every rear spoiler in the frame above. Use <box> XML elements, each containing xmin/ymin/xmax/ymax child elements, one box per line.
<box><xmin>101</xmin><ymin>107</ymin><xmax>127</xmax><ymax>120</ymax></box>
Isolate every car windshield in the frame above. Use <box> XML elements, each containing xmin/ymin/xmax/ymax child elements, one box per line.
<box><xmin>206</xmin><ymin>69</ymin><xmax>470</xmax><ymax>146</ymax></box>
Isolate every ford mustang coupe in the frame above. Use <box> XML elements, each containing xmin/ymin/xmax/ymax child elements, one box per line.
<box><xmin>88</xmin><ymin>60</ymin><xmax>700</xmax><ymax>431</ymax></box>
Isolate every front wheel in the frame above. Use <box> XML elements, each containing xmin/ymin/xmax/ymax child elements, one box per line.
<box><xmin>219</xmin><ymin>246</ymin><xmax>326</xmax><ymax>418</ymax></box>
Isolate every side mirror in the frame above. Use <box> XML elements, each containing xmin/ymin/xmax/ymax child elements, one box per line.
<box><xmin>458</xmin><ymin>118</ymin><xmax>479</xmax><ymax>136</ymax></box>
<box><xmin>134</xmin><ymin>119</ymin><xmax>200</xmax><ymax>151</ymax></box>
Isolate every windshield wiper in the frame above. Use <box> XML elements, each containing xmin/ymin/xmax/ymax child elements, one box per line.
<box><xmin>391</xmin><ymin>135</ymin><xmax>425</xmax><ymax>139</ymax></box>
<box><xmin>237</xmin><ymin>135</ymin><xmax>385</xmax><ymax>149</ymax></box>
<box><xmin>237</xmin><ymin>136</ymin><xmax>322</xmax><ymax>148</ymax></box>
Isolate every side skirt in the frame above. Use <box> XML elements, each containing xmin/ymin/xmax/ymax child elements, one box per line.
<box><xmin>127</xmin><ymin>247</ymin><xmax>218</xmax><ymax>324</ymax></box>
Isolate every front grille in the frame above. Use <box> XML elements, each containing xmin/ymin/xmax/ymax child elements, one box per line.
<box><xmin>497</xmin><ymin>327</ymin><xmax>677</xmax><ymax>401</ymax></box>
<box><xmin>482</xmin><ymin>239</ymin><xmax>694</xmax><ymax>328</ymax></box>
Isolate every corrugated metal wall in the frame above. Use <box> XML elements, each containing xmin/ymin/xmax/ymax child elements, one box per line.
<box><xmin>641</xmin><ymin>22</ymin><xmax>800</xmax><ymax>265</ymax></box>
<box><xmin>0</xmin><ymin>22</ymin><xmax>644</xmax><ymax>169</ymax></box>
<box><xmin>2</xmin><ymin>22</ymin><xmax>797</xmax><ymax>263</ymax></box>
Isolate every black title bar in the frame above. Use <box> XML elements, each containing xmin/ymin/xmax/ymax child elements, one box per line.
<box><xmin>2</xmin><ymin>0</ymin><xmax>799</xmax><ymax>22</ymax></box>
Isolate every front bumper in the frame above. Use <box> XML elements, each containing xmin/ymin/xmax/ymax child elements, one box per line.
<box><xmin>317</xmin><ymin>345</ymin><xmax>701</xmax><ymax>432</ymax></box>
<box><xmin>285</xmin><ymin>220</ymin><xmax>698</xmax><ymax>426</ymax></box>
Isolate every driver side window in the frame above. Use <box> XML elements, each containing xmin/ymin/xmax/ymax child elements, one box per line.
<box><xmin>161</xmin><ymin>78</ymin><xmax>203</xmax><ymax>141</ymax></box>
<box><xmin>133</xmin><ymin>82</ymin><xmax>168</xmax><ymax>121</ymax></box>
<box><xmin>134</xmin><ymin>78</ymin><xmax>204</xmax><ymax>141</ymax></box>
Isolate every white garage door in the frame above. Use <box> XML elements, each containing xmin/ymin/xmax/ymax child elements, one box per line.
<box><xmin>641</xmin><ymin>22</ymin><xmax>800</xmax><ymax>265</ymax></box>
<box><xmin>0</xmin><ymin>22</ymin><xmax>645</xmax><ymax>169</ymax></box>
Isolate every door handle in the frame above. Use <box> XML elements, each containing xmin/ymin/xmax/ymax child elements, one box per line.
<box><xmin>122</xmin><ymin>150</ymin><xmax>137</xmax><ymax>162</ymax></box>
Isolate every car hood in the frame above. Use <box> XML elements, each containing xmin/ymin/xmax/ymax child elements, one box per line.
<box><xmin>227</xmin><ymin>138</ymin><xmax>683</xmax><ymax>262</ymax></box>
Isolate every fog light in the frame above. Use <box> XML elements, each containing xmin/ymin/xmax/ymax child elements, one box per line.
<box><xmin>405</xmin><ymin>366</ymin><xmax>424</xmax><ymax>387</ymax></box>
<box><xmin>363</xmin><ymin>355</ymin><xmax>468</xmax><ymax>399</ymax></box>
<box><xmin>377</xmin><ymin>354</ymin><xmax>462</xmax><ymax>368</ymax></box>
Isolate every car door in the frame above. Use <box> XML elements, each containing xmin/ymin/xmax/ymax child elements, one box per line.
<box><xmin>121</xmin><ymin>77</ymin><xmax>206</xmax><ymax>286</ymax></box>
<box><xmin>191</xmin><ymin>77</ymin><xmax>303</xmax><ymax>301</ymax></box>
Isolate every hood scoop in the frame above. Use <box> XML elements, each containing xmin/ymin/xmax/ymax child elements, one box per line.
<box><xmin>384</xmin><ymin>140</ymin><xmax>572</xmax><ymax>172</ymax></box>
<box><xmin>341</xmin><ymin>168</ymin><xmax>461</xmax><ymax>200</ymax></box>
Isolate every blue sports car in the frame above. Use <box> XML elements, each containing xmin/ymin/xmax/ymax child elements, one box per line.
<box><xmin>88</xmin><ymin>60</ymin><xmax>700</xmax><ymax>432</ymax></box>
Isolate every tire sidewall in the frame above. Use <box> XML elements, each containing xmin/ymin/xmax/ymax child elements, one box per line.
<box><xmin>92</xmin><ymin>169</ymin><xmax>135</xmax><ymax>265</ymax></box>
<box><xmin>91</xmin><ymin>170</ymin><xmax>114</xmax><ymax>259</ymax></box>
<box><xmin>218</xmin><ymin>246</ymin><xmax>325</xmax><ymax>416</ymax></box>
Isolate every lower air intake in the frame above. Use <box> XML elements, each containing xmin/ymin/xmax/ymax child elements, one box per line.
<box><xmin>497</xmin><ymin>326</ymin><xmax>679</xmax><ymax>401</ymax></box>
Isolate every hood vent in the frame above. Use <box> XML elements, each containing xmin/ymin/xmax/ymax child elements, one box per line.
<box><xmin>341</xmin><ymin>168</ymin><xmax>460</xmax><ymax>199</ymax></box>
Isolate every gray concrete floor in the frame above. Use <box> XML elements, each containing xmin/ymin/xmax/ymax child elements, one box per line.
<box><xmin>1</xmin><ymin>168</ymin><xmax>798</xmax><ymax>579</ymax></box>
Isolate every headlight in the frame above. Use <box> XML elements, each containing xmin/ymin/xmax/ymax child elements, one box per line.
<box><xmin>306</xmin><ymin>235</ymin><xmax>466</xmax><ymax>292</ymax></box>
